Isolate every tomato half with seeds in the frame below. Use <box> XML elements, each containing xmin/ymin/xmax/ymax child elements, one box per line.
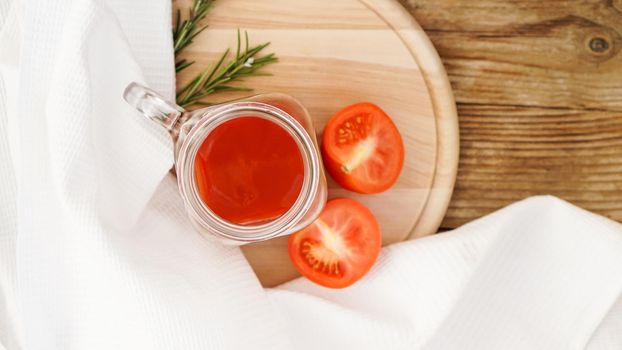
<box><xmin>321</xmin><ymin>102</ymin><xmax>404</xmax><ymax>194</ymax></box>
<box><xmin>288</xmin><ymin>198</ymin><xmax>381</xmax><ymax>288</ymax></box>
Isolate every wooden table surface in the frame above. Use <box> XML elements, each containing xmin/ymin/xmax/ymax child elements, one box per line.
<box><xmin>400</xmin><ymin>0</ymin><xmax>622</xmax><ymax>229</ymax></box>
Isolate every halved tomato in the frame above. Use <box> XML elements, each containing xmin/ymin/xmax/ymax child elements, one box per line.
<box><xmin>321</xmin><ymin>102</ymin><xmax>404</xmax><ymax>194</ymax></box>
<box><xmin>288</xmin><ymin>198</ymin><xmax>381</xmax><ymax>288</ymax></box>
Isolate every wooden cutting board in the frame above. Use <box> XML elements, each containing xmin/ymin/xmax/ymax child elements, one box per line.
<box><xmin>175</xmin><ymin>0</ymin><xmax>459</xmax><ymax>287</ymax></box>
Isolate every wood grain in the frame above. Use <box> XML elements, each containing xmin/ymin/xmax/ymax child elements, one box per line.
<box><xmin>174</xmin><ymin>0</ymin><xmax>458</xmax><ymax>286</ymax></box>
<box><xmin>401</xmin><ymin>0</ymin><xmax>622</xmax><ymax>228</ymax></box>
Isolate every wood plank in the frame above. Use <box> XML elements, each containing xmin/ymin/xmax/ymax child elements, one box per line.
<box><xmin>401</xmin><ymin>0</ymin><xmax>622</xmax><ymax>227</ymax></box>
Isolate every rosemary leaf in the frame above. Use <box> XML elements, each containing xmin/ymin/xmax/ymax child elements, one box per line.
<box><xmin>174</xmin><ymin>9</ymin><xmax>181</xmax><ymax>34</ymax></box>
<box><xmin>175</xmin><ymin>59</ymin><xmax>194</xmax><ymax>73</ymax></box>
<box><xmin>236</xmin><ymin>29</ymin><xmax>241</xmax><ymax>60</ymax></box>
<box><xmin>194</xmin><ymin>101</ymin><xmax>215</xmax><ymax>106</ymax></box>
<box><xmin>205</xmin><ymin>48</ymin><xmax>231</xmax><ymax>85</ymax></box>
<box><xmin>245</xmin><ymin>31</ymin><xmax>249</xmax><ymax>53</ymax></box>
<box><xmin>213</xmin><ymin>86</ymin><xmax>253</xmax><ymax>92</ymax></box>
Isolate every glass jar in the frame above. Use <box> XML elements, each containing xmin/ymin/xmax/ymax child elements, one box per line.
<box><xmin>124</xmin><ymin>82</ymin><xmax>327</xmax><ymax>244</ymax></box>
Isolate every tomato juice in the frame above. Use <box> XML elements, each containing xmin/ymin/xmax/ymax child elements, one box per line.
<box><xmin>194</xmin><ymin>116</ymin><xmax>304</xmax><ymax>225</ymax></box>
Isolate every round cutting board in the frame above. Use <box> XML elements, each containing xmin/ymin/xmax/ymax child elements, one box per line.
<box><xmin>175</xmin><ymin>0</ymin><xmax>459</xmax><ymax>287</ymax></box>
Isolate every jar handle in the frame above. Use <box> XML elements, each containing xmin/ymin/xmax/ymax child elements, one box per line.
<box><xmin>123</xmin><ymin>82</ymin><xmax>184</xmax><ymax>131</ymax></box>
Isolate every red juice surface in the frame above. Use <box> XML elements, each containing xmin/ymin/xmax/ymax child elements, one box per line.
<box><xmin>194</xmin><ymin>116</ymin><xmax>304</xmax><ymax>225</ymax></box>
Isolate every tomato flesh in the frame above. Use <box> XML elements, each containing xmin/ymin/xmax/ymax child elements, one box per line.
<box><xmin>321</xmin><ymin>102</ymin><xmax>404</xmax><ymax>194</ymax></box>
<box><xmin>288</xmin><ymin>198</ymin><xmax>381</xmax><ymax>288</ymax></box>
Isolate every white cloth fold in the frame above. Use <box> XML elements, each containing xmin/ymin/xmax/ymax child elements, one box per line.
<box><xmin>1</xmin><ymin>0</ymin><xmax>621</xmax><ymax>349</ymax></box>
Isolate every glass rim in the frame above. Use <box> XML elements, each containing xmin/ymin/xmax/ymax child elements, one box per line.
<box><xmin>176</xmin><ymin>101</ymin><xmax>321</xmax><ymax>242</ymax></box>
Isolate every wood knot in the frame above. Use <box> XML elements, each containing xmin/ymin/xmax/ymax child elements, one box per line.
<box><xmin>588</xmin><ymin>37</ymin><xmax>610</xmax><ymax>53</ymax></box>
<box><xmin>581</xmin><ymin>29</ymin><xmax>619</xmax><ymax>62</ymax></box>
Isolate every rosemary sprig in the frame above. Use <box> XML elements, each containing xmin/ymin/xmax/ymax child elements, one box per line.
<box><xmin>176</xmin><ymin>30</ymin><xmax>277</xmax><ymax>108</ymax></box>
<box><xmin>173</xmin><ymin>0</ymin><xmax>214</xmax><ymax>72</ymax></box>
<box><xmin>173</xmin><ymin>0</ymin><xmax>278</xmax><ymax>108</ymax></box>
